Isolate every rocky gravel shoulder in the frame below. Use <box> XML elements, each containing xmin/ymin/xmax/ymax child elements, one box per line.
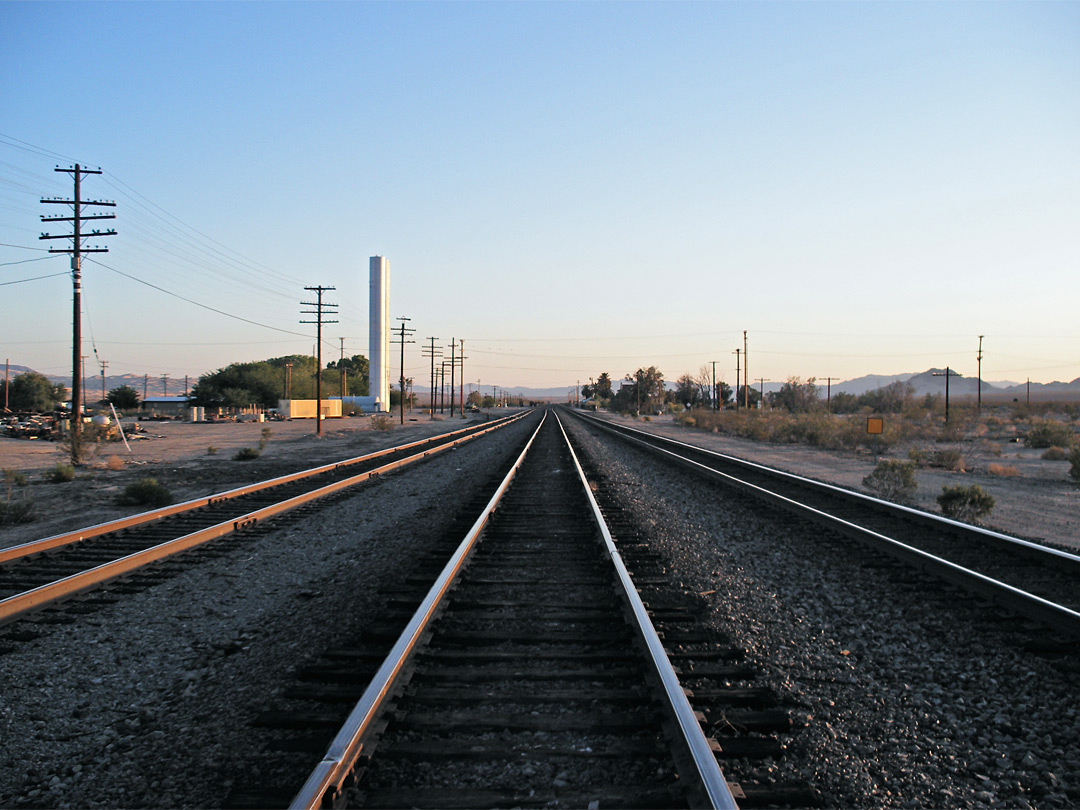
<box><xmin>564</xmin><ymin>414</ymin><xmax>1080</xmax><ymax>809</ymax></box>
<box><xmin>588</xmin><ymin>412</ymin><xmax>1079</xmax><ymax>551</ymax></box>
<box><xmin>0</xmin><ymin>412</ymin><xmax>539</xmax><ymax>808</ymax></box>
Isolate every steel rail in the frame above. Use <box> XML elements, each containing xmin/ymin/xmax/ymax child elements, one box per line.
<box><xmin>554</xmin><ymin>411</ymin><xmax>739</xmax><ymax>810</ymax></box>
<box><xmin>289</xmin><ymin>411</ymin><xmax>548</xmax><ymax>810</ymax></box>
<box><xmin>573</xmin><ymin>410</ymin><xmax>1080</xmax><ymax>640</ymax></box>
<box><xmin>0</xmin><ymin>412</ymin><xmax>532</xmax><ymax>627</ymax></box>
<box><xmin>0</xmin><ymin>412</ymin><xmax>527</xmax><ymax>567</ymax></box>
<box><xmin>574</xmin><ymin>411</ymin><xmax>1080</xmax><ymax>568</ymax></box>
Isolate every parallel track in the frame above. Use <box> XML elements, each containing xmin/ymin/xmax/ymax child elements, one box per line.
<box><xmin>568</xmin><ymin>410</ymin><xmax>1080</xmax><ymax>641</ymax></box>
<box><xmin>0</xmin><ymin>412</ymin><xmax>529</xmax><ymax>626</ymax></box>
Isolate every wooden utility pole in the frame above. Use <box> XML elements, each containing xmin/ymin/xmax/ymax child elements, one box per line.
<box><xmin>977</xmin><ymin>335</ymin><xmax>984</xmax><ymax>413</ymax></box>
<box><xmin>743</xmin><ymin>330</ymin><xmax>749</xmax><ymax>410</ymax></box>
<box><xmin>449</xmin><ymin>338</ymin><xmax>456</xmax><ymax>417</ymax></box>
<box><xmin>732</xmin><ymin>348</ymin><xmax>741</xmax><ymax>410</ymax></box>
<box><xmin>757</xmin><ymin>377</ymin><xmax>769</xmax><ymax>408</ymax></box>
<box><xmin>300</xmin><ymin>286</ymin><xmax>338</xmax><ymax>435</ymax></box>
<box><xmin>423</xmin><ymin>338</ymin><xmax>441</xmax><ymax>420</ymax></box>
<box><xmin>339</xmin><ymin>337</ymin><xmax>346</xmax><ymax>398</ymax></box>
<box><xmin>41</xmin><ymin>164</ymin><xmax>116</xmax><ymax>463</ymax></box>
<box><xmin>458</xmin><ymin>339</ymin><xmax>467</xmax><ymax>417</ymax></box>
<box><xmin>932</xmin><ymin>367</ymin><xmax>961</xmax><ymax>424</ymax></box>
<box><xmin>392</xmin><ymin>317</ymin><xmax>415</xmax><ymax>424</ymax></box>
<box><xmin>824</xmin><ymin>377</ymin><xmax>838</xmax><ymax>415</ymax></box>
<box><xmin>100</xmin><ymin>360</ymin><xmax>108</xmax><ymax>407</ymax></box>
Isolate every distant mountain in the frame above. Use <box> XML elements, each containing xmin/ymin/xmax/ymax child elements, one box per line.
<box><xmin>831</xmin><ymin>372</ymin><xmax>916</xmax><ymax>396</ymax></box>
<box><xmin>5</xmin><ymin>365</ymin><xmax>185</xmax><ymax>399</ymax></box>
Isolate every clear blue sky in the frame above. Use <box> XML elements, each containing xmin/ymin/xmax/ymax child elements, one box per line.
<box><xmin>2</xmin><ymin>1</ymin><xmax>1077</xmax><ymax>393</ymax></box>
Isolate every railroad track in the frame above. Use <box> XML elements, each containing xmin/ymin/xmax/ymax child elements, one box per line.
<box><xmin>226</xmin><ymin>409</ymin><xmax>815</xmax><ymax>809</ymax></box>
<box><xmin>0</xmin><ymin>412</ymin><xmax>530</xmax><ymax>628</ymax></box>
<box><xmin>567</xmin><ymin>410</ymin><xmax>1080</xmax><ymax>642</ymax></box>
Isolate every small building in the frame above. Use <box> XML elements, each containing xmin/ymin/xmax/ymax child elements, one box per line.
<box><xmin>140</xmin><ymin>396</ymin><xmax>191</xmax><ymax>418</ymax></box>
<box><xmin>278</xmin><ymin>399</ymin><xmax>343</xmax><ymax>419</ymax></box>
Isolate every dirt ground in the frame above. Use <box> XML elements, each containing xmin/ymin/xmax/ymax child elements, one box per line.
<box><xmin>1</xmin><ymin>408</ymin><xmax>1077</xmax><ymax>553</ymax></box>
<box><xmin>0</xmin><ymin>412</ymin><xmax>481</xmax><ymax>550</ymax></box>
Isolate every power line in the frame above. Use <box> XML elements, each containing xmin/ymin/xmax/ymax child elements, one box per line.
<box><xmin>86</xmin><ymin>257</ymin><xmax>311</xmax><ymax>337</ymax></box>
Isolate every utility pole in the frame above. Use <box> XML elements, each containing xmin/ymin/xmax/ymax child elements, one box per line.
<box><xmin>977</xmin><ymin>335</ymin><xmax>984</xmax><ymax>414</ymax></box>
<box><xmin>300</xmin><ymin>286</ymin><xmax>338</xmax><ymax>436</ymax></box>
<box><xmin>824</xmin><ymin>377</ymin><xmax>838</xmax><ymax>415</ymax></box>
<box><xmin>284</xmin><ymin>363</ymin><xmax>293</xmax><ymax>400</ymax></box>
<box><xmin>757</xmin><ymin>377</ymin><xmax>769</xmax><ymax>408</ymax></box>
<box><xmin>339</xmin><ymin>337</ymin><xmax>346</xmax><ymax>399</ymax></box>
<box><xmin>41</xmin><ymin>164</ymin><xmax>116</xmax><ymax>464</ymax></box>
<box><xmin>392</xmin><ymin>317</ymin><xmax>415</xmax><ymax>424</ymax></box>
<box><xmin>732</xmin><ymin>349</ymin><xmax>741</xmax><ymax>410</ymax></box>
<box><xmin>449</xmin><ymin>338</ymin><xmax>457</xmax><ymax>417</ymax></box>
<box><xmin>4</xmin><ymin>359</ymin><xmax>8</xmax><ymax>411</ymax></box>
<box><xmin>932</xmin><ymin>367</ymin><xmax>961</xmax><ymax>424</ymax></box>
<box><xmin>143</xmin><ymin>374</ymin><xmax>148</xmax><ymax>401</ymax></box>
<box><xmin>743</xmin><ymin>330</ymin><xmax>749</xmax><ymax>410</ymax></box>
<box><xmin>100</xmin><ymin>360</ymin><xmax>108</xmax><ymax>408</ymax></box>
<box><xmin>711</xmin><ymin>360</ymin><xmax>718</xmax><ymax>411</ymax></box>
<box><xmin>162</xmin><ymin>373</ymin><xmax>169</xmax><ymax>398</ymax></box>
<box><xmin>458</xmin><ymin>339</ymin><xmax>467</xmax><ymax>417</ymax></box>
<box><xmin>1026</xmin><ymin>377</ymin><xmax>1030</xmax><ymax>406</ymax></box>
<box><xmin>423</xmin><ymin>338</ymin><xmax>441</xmax><ymax>420</ymax></box>
<box><xmin>184</xmin><ymin>375</ymin><xmax>189</xmax><ymax>397</ymax></box>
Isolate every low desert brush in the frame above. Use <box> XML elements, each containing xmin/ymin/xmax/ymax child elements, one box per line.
<box><xmin>987</xmin><ymin>463</ymin><xmax>1020</xmax><ymax>477</ymax></box>
<box><xmin>937</xmin><ymin>484</ymin><xmax>995</xmax><ymax>523</ymax></box>
<box><xmin>117</xmin><ymin>478</ymin><xmax>173</xmax><ymax>508</ymax></box>
<box><xmin>45</xmin><ymin>463</ymin><xmax>76</xmax><ymax>483</ymax></box>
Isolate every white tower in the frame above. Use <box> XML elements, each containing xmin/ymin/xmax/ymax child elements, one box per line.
<box><xmin>369</xmin><ymin>256</ymin><xmax>390</xmax><ymax>411</ymax></box>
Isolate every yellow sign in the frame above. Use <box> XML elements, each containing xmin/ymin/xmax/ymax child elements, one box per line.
<box><xmin>866</xmin><ymin>417</ymin><xmax>884</xmax><ymax>435</ymax></box>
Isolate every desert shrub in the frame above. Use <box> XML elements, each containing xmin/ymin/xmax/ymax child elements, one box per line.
<box><xmin>862</xmin><ymin>460</ymin><xmax>918</xmax><ymax>504</ymax></box>
<box><xmin>929</xmin><ymin>449</ymin><xmax>965</xmax><ymax>471</ymax></box>
<box><xmin>937</xmin><ymin>484</ymin><xmax>995</xmax><ymax>523</ymax></box>
<box><xmin>117</xmin><ymin>477</ymin><xmax>173</xmax><ymax>507</ymax></box>
<box><xmin>907</xmin><ymin>448</ymin><xmax>927</xmax><ymax>466</ymax></box>
<box><xmin>234</xmin><ymin>446</ymin><xmax>261</xmax><ymax>461</ymax></box>
<box><xmin>1</xmin><ymin>469</ymin><xmax>34</xmax><ymax>525</ymax></box>
<box><xmin>1042</xmin><ymin>446</ymin><xmax>1067</xmax><ymax>461</ymax></box>
<box><xmin>105</xmin><ymin>455</ymin><xmax>125</xmax><ymax>471</ymax></box>
<box><xmin>1070</xmin><ymin>446</ymin><xmax>1080</xmax><ymax>483</ymax></box>
<box><xmin>207</xmin><ymin>445</ymin><xmax>218</xmax><ymax>455</ymax></box>
<box><xmin>45</xmin><ymin>463</ymin><xmax>76</xmax><ymax>483</ymax></box>
<box><xmin>370</xmin><ymin>414</ymin><xmax>393</xmax><ymax>431</ymax></box>
<box><xmin>987</xmin><ymin>464</ymin><xmax>1020</xmax><ymax>477</ymax></box>
<box><xmin>642</xmin><ymin>415</ymin><xmax>651</xmax><ymax>422</ymax></box>
<box><xmin>259</xmin><ymin>427</ymin><xmax>273</xmax><ymax>449</ymax></box>
<box><xmin>1025</xmin><ymin>421</ymin><xmax>1076</xmax><ymax>449</ymax></box>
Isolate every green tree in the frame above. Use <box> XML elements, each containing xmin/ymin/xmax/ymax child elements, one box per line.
<box><xmin>769</xmin><ymin>377</ymin><xmax>820</xmax><ymax>413</ymax></box>
<box><xmin>107</xmin><ymin>385</ymin><xmax>140</xmax><ymax>410</ymax></box>
<box><xmin>859</xmin><ymin>381</ymin><xmax>914</xmax><ymax>414</ymax></box>
<box><xmin>2</xmin><ymin>372</ymin><xmax>67</xmax><ymax>412</ymax></box>
<box><xmin>612</xmin><ymin>366</ymin><xmax>665</xmax><ymax>414</ymax></box>
<box><xmin>325</xmin><ymin>354</ymin><xmax>370</xmax><ymax>397</ymax></box>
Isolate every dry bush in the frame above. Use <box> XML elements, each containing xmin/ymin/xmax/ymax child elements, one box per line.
<box><xmin>862</xmin><ymin>460</ymin><xmax>918</xmax><ymax>504</ymax></box>
<box><xmin>987</xmin><ymin>463</ymin><xmax>1020</xmax><ymax>477</ymax></box>
<box><xmin>929</xmin><ymin>449</ymin><xmax>965</xmax><ymax>472</ymax></box>
<box><xmin>1042</xmin><ymin>446</ymin><xmax>1068</xmax><ymax>461</ymax></box>
<box><xmin>370</xmin><ymin>414</ymin><xmax>393</xmax><ymax>431</ymax></box>
<box><xmin>105</xmin><ymin>456</ymin><xmax>125</xmax><ymax>471</ymax></box>
<box><xmin>938</xmin><ymin>484</ymin><xmax>995</xmax><ymax>523</ymax></box>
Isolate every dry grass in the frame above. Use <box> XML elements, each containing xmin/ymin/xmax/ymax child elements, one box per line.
<box><xmin>987</xmin><ymin>463</ymin><xmax>1021</xmax><ymax>477</ymax></box>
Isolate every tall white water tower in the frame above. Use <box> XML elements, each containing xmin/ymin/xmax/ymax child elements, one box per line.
<box><xmin>369</xmin><ymin>256</ymin><xmax>390</xmax><ymax>411</ymax></box>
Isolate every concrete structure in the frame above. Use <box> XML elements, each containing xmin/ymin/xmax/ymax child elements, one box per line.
<box><xmin>368</xmin><ymin>256</ymin><xmax>390</xmax><ymax>412</ymax></box>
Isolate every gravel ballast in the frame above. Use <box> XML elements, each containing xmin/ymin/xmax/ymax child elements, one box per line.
<box><xmin>3</xmin><ymin>408</ymin><xmax>1078</xmax><ymax>808</ymax></box>
<box><xmin>0</xmin><ymin>413</ymin><xmax>540</xmax><ymax>808</ymax></box>
<box><xmin>563</xmin><ymin>413</ymin><xmax>1080</xmax><ymax>809</ymax></box>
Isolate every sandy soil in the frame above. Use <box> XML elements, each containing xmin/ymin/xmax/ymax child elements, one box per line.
<box><xmin>0</xmin><ymin>412</ymin><xmax>484</xmax><ymax>550</ymax></box>
<box><xmin>590</xmin><ymin>412</ymin><xmax>1080</xmax><ymax>551</ymax></box>
<box><xmin>2</xmin><ymin>408</ymin><xmax>1077</xmax><ymax>553</ymax></box>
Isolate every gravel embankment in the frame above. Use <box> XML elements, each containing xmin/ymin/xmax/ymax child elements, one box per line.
<box><xmin>564</xmin><ymin>415</ymin><xmax>1080</xmax><ymax>809</ymax></box>
<box><xmin>0</xmin><ymin>413</ymin><xmax>540</xmax><ymax>808</ymax></box>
